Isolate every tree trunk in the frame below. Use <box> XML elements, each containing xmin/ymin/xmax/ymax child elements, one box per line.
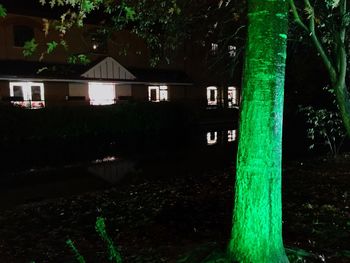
<box><xmin>228</xmin><ymin>0</ymin><xmax>289</xmax><ymax>262</ymax></box>
<box><xmin>334</xmin><ymin>82</ymin><xmax>350</xmax><ymax>136</ymax></box>
<box><xmin>333</xmin><ymin>18</ymin><xmax>350</xmax><ymax>136</ymax></box>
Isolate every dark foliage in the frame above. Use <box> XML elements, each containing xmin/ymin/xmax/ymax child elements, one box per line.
<box><xmin>0</xmin><ymin>102</ymin><xmax>196</xmax><ymax>145</ymax></box>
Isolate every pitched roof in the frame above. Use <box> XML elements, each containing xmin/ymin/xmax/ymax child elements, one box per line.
<box><xmin>81</xmin><ymin>57</ymin><xmax>136</xmax><ymax>80</ymax></box>
<box><xmin>0</xmin><ymin>59</ymin><xmax>192</xmax><ymax>85</ymax></box>
<box><xmin>0</xmin><ymin>60</ymin><xmax>87</xmax><ymax>79</ymax></box>
<box><xmin>130</xmin><ymin>68</ymin><xmax>192</xmax><ymax>84</ymax></box>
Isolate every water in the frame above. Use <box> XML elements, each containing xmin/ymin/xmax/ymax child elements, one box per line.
<box><xmin>0</xmin><ymin>127</ymin><xmax>237</xmax><ymax>208</ymax></box>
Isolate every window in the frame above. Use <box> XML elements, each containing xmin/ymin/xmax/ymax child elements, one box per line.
<box><xmin>228</xmin><ymin>45</ymin><xmax>236</xmax><ymax>57</ymax></box>
<box><xmin>12</xmin><ymin>85</ymin><xmax>24</xmax><ymax>99</ymax></box>
<box><xmin>88</xmin><ymin>82</ymin><xmax>116</xmax><ymax>105</ymax></box>
<box><xmin>91</xmin><ymin>36</ymin><xmax>107</xmax><ymax>54</ymax></box>
<box><xmin>207</xmin><ymin>86</ymin><xmax>218</xmax><ymax>106</ymax></box>
<box><xmin>13</xmin><ymin>25</ymin><xmax>34</xmax><ymax>47</ymax></box>
<box><xmin>210</xmin><ymin>43</ymin><xmax>218</xmax><ymax>55</ymax></box>
<box><xmin>228</xmin><ymin>86</ymin><xmax>238</xmax><ymax>108</ymax></box>
<box><xmin>84</xmin><ymin>28</ymin><xmax>108</xmax><ymax>54</ymax></box>
<box><xmin>9</xmin><ymin>82</ymin><xmax>45</xmax><ymax>109</ymax></box>
<box><xmin>148</xmin><ymin>86</ymin><xmax>168</xmax><ymax>102</ymax></box>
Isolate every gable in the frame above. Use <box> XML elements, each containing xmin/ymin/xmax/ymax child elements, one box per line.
<box><xmin>81</xmin><ymin>57</ymin><xmax>136</xmax><ymax>80</ymax></box>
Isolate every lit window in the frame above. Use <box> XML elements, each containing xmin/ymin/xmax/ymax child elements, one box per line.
<box><xmin>211</xmin><ymin>43</ymin><xmax>218</xmax><ymax>55</ymax></box>
<box><xmin>228</xmin><ymin>86</ymin><xmax>238</xmax><ymax>108</ymax></box>
<box><xmin>13</xmin><ymin>25</ymin><xmax>34</xmax><ymax>47</ymax></box>
<box><xmin>88</xmin><ymin>82</ymin><xmax>116</xmax><ymax>105</ymax></box>
<box><xmin>207</xmin><ymin>86</ymin><xmax>218</xmax><ymax>106</ymax></box>
<box><xmin>91</xmin><ymin>37</ymin><xmax>107</xmax><ymax>53</ymax></box>
<box><xmin>207</xmin><ymin>131</ymin><xmax>218</xmax><ymax>145</ymax></box>
<box><xmin>228</xmin><ymin>130</ymin><xmax>237</xmax><ymax>142</ymax></box>
<box><xmin>148</xmin><ymin>86</ymin><xmax>168</xmax><ymax>102</ymax></box>
<box><xmin>9</xmin><ymin>82</ymin><xmax>45</xmax><ymax>109</ymax></box>
<box><xmin>228</xmin><ymin>45</ymin><xmax>236</xmax><ymax>57</ymax></box>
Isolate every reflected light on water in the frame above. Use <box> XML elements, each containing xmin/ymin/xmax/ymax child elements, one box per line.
<box><xmin>207</xmin><ymin>131</ymin><xmax>218</xmax><ymax>145</ymax></box>
<box><xmin>206</xmin><ymin>130</ymin><xmax>237</xmax><ymax>145</ymax></box>
<box><xmin>93</xmin><ymin>156</ymin><xmax>118</xmax><ymax>164</ymax></box>
<box><xmin>228</xmin><ymin>130</ymin><xmax>237</xmax><ymax>142</ymax></box>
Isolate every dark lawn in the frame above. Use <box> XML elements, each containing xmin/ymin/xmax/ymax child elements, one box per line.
<box><xmin>0</xmin><ymin>155</ymin><xmax>349</xmax><ymax>263</ymax></box>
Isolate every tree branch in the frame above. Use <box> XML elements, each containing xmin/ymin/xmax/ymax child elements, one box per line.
<box><xmin>337</xmin><ymin>0</ymin><xmax>347</xmax><ymax>85</ymax></box>
<box><xmin>289</xmin><ymin>0</ymin><xmax>309</xmax><ymax>32</ymax></box>
<box><xmin>304</xmin><ymin>0</ymin><xmax>337</xmax><ymax>83</ymax></box>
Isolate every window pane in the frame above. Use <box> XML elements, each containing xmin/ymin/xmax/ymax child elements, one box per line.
<box><xmin>207</xmin><ymin>86</ymin><xmax>217</xmax><ymax>106</ymax></box>
<box><xmin>13</xmin><ymin>26</ymin><xmax>34</xmax><ymax>47</ymax></box>
<box><xmin>10</xmin><ymin>82</ymin><xmax>45</xmax><ymax>109</ymax></box>
<box><xmin>150</xmin><ymin>89</ymin><xmax>157</xmax><ymax>101</ymax></box>
<box><xmin>228</xmin><ymin>86</ymin><xmax>237</xmax><ymax>107</ymax></box>
<box><xmin>89</xmin><ymin>83</ymin><xmax>116</xmax><ymax>105</ymax></box>
<box><xmin>148</xmin><ymin>86</ymin><xmax>161</xmax><ymax>102</ymax></box>
<box><xmin>210</xmin><ymin>90</ymin><xmax>215</xmax><ymax>101</ymax></box>
<box><xmin>159</xmin><ymin>86</ymin><xmax>168</xmax><ymax>101</ymax></box>
<box><xmin>13</xmin><ymin>86</ymin><xmax>23</xmax><ymax>98</ymax></box>
<box><xmin>31</xmin><ymin>86</ymin><xmax>41</xmax><ymax>101</ymax></box>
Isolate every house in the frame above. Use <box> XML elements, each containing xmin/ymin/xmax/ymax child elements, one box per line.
<box><xmin>0</xmin><ymin>7</ymin><xmax>239</xmax><ymax>110</ymax></box>
<box><xmin>0</xmin><ymin>57</ymin><xmax>193</xmax><ymax>108</ymax></box>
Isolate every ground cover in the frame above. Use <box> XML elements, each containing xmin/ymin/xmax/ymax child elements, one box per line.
<box><xmin>0</xmin><ymin>155</ymin><xmax>349</xmax><ymax>263</ymax></box>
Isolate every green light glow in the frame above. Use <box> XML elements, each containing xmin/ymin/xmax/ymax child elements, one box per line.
<box><xmin>228</xmin><ymin>0</ymin><xmax>289</xmax><ymax>262</ymax></box>
<box><xmin>66</xmin><ymin>239</ymin><xmax>86</xmax><ymax>263</ymax></box>
<box><xmin>96</xmin><ymin>217</ymin><xmax>123</xmax><ymax>263</ymax></box>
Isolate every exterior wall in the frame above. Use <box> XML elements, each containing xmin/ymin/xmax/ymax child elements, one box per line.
<box><xmin>169</xmin><ymin>85</ymin><xmax>186</xmax><ymax>102</ymax></box>
<box><xmin>0</xmin><ymin>15</ymin><xmax>44</xmax><ymax>61</ymax></box>
<box><xmin>116</xmin><ymin>84</ymin><xmax>132</xmax><ymax>100</ymax></box>
<box><xmin>0</xmin><ymin>14</ymin><xmax>187</xmax><ymax>71</ymax></box>
<box><xmin>0</xmin><ymin>80</ymin><xmax>9</xmax><ymax>101</ymax></box>
<box><xmin>69</xmin><ymin>83</ymin><xmax>88</xmax><ymax>98</ymax></box>
<box><xmin>0</xmin><ymin>14</ymin><xmax>238</xmax><ymax>108</ymax></box>
<box><xmin>131</xmin><ymin>85</ymin><xmax>148</xmax><ymax>101</ymax></box>
<box><xmin>44</xmin><ymin>81</ymin><xmax>69</xmax><ymax>107</ymax></box>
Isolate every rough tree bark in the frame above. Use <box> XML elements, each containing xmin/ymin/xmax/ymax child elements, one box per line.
<box><xmin>228</xmin><ymin>0</ymin><xmax>289</xmax><ymax>262</ymax></box>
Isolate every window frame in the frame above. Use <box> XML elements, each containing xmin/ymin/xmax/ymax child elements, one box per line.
<box><xmin>228</xmin><ymin>86</ymin><xmax>238</xmax><ymax>108</ymax></box>
<box><xmin>206</xmin><ymin>86</ymin><xmax>218</xmax><ymax>106</ymax></box>
<box><xmin>9</xmin><ymin>82</ymin><xmax>45</xmax><ymax>109</ymax></box>
<box><xmin>88</xmin><ymin>82</ymin><xmax>116</xmax><ymax>106</ymax></box>
<box><xmin>148</xmin><ymin>85</ymin><xmax>169</xmax><ymax>102</ymax></box>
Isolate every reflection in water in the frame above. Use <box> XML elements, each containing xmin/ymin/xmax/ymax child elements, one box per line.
<box><xmin>88</xmin><ymin>158</ymin><xmax>135</xmax><ymax>184</ymax></box>
<box><xmin>228</xmin><ymin>130</ymin><xmax>237</xmax><ymax>142</ymax></box>
<box><xmin>206</xmin><ymin>130</ymin><xmax>237</xmax><ymax>145</ymax></box>
<box><xmin>207</xmin><ymin>132</ymin><xmax>218</xmax><ymax>145</ymax></box>
<box><xmin>93</xmin><ymin>156</ymin><xmax>117</xmax><ymax>163</ymax></box>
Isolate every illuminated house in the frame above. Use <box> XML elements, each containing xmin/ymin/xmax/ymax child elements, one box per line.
<box><xmin>0</xmin><ymin>57</ymin><xmax>192</xmax><ymax>108</ymax></box>
<box><xmin>0</xmin><ymin>7</ymin><xmax>239</xmax><ymax>109</ymax></box>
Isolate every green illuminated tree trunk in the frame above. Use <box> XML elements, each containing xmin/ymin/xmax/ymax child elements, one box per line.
<box><xmin>228</xmin><ymin>1</ymin><xmax>289</xmax><ymax>262</ymax></box>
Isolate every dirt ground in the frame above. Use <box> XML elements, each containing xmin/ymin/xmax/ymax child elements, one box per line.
<box><xmin>0</xmin><ymin>155</ymin><xmax>349</xmax><ymax>263</ymax></box>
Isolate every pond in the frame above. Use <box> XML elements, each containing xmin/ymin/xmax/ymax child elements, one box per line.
<box><xmin>0</xmin><ymin>126</ymin><xmax>238</xmax><ymax>209</ymax></box>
